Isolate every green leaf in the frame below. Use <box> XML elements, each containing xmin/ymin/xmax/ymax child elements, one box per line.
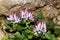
<box><xmin>45</xmin><ymin>31</ymin><xmax>51</xmax><ymax>39</ymax></box>
<box><xmin>24</xmin><ymin>38</ymin><xmax>28</xmax><ymax>40</ymax></box>
<box><xmin>8</xmin><ymin>35</ymin><xmax>15</xmax><ymax>40</ymax></box>
<box><xmin>9</xmin><ymin>35</ymin><xmax>15</xmax><ymax>39</ymax></box>
<box><xmin>54</xmin><ymin>28</ymin><xmax>60</xmax><ymax>35</ymax></box>
<box><xmin>46</xmin><ymin>19</ymin><xmax>56</xmax><ymax>29</ymax></box>
<box><xmin>25</xmin><ymin>29</ymin><xmax>31</xmax><ymax>33</ymax></box>
<box><xmin>45</xmin><ymin>31</ymin><xmax>57</xmax><ymax>40</ymax></box>
<box><xmin>35</xmin><ymin>12</ymin><xmax>43</xmax><ymax>19</ymax></box>
<box><xmin>20</xmin><ymin>19</ymin><xmax>27</xmax><ymax>24</ymax></box>
<box><xmin>5</xmin><ymin>20</ymin><xmax>13</xmax><ymax>29</ymax></box>
<box><xmin>50</xmin><ymin>35</ymin><xmax>57</xmax><ymax>40</ymax></box>
<box><xmin>28</xmin><ymin>35</ymin><xmax>33</xmax><ymax>39</ymax></box>
<box><xmin>14</xmin><ymin>32</ymin><xmax>21</xmax><ymax>40</ymax></box>
<box><xmin>12</xmin><ymin>24</ymin><xmax>17</xmax><ymax>30</ymax></box>
<box><xmin>16</xmin><ymin>25</ymin><xmax>24</xmax><ymax>31</ymax></box>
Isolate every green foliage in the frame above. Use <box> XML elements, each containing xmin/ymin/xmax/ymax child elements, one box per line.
<box><xmin>3</xmin><ymin>12</ymin><xmax>58</xmax><ymax>40</ymax></box>
<box><xmin>35</xmin><ymin>12</ymin><xmax>43</xmax><ymax>20</ymax></box>
<box><xmin>28</xmin><ymin>35</ymin><xmax>33</xmax><ymax>39</ymax></box>
<box><xmin>54</xmin><ymin>28</ymin><xmax>60</xmax><ymax>35</ymax></box>
<box><xmin>46</xmin><ymin>19</ymin><xmax>56</xmax><ymax>29</ymax></box>
<box><xmin>45</xmin><ymin>31</ymin><xmax>51</xmax><ymax>39</ymax></box>
<box><xmin>13</xmin><ymin>32</ymin><xmax>22</xmax><ymax>40</ymax></box>
<box><xmin>2</xmin><ymin>34</ymin><xmax>9</xmax><ymax>40</ymax></box>
<box><xmin>5</xmin><ymin>20</ymin><xmax>12</xmax><ymax>29</ymax></box>
<box><xmin>49</xmin><ymin>35</ymin><xmax>57</xmax><ymax>40</ymax></box>
<box><xmin>45</xmin><ymin>31</ymin><xmax>57</xmax><ymax>40</ymax></box>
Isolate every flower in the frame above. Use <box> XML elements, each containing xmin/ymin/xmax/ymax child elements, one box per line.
<box><xmin>7</xmin><ymin>8</ymin><xmax>34</xmax><ymax>23</ymax></box>
<box><xmin>7</xmin><ymin>14</ymin><xmax>14</xmax><ymax>20</ymax></box>
<box><xmin>20</xmin><ymin>8</ymin><xmax>34</xmax><ymax>20</ymax></box>
<box><xmin>33</xmin><ymin>21</ymin><xmax>47</xmax><ymax>35</ymax></box>
<box><xmin>7</xmin><ymin>13</ymin><xmax>21</xmax><ymax>23</ymax></box>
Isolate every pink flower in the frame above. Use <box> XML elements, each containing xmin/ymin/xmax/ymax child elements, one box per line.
<box><xmin>20</xmin><ymin>8</ymin><xmax>34</xmax><ymax>20</ymax></box>
<box><xmin>13</xmin><ymin>13</ymin><xmax>21</xmax><ymax>23</ymax></box>
<box><xmin>7</xmin><ymin>13</ymin><xmax>21</xmax><ymax>23</ymax></box>
<box><xmin>7</xmin><ymin>8</ymin><xmax>34</xmax><ymax>23</ymax></box>
<box><xmin>33</xmin><ymin>21</ymin><xmax>47</xmax><ymax>35</ymax></box>
<box><xmin>7</xmin><ymin>14</ymin><xmax>14</xmax><ymax>20</ymax></box>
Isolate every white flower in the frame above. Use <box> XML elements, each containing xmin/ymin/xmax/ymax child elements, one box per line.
<box><xmin>7</xmin><ymin>8</ymin><xmax>34</xmax><ymax>23</ymax></box>
<box><xmin>13</xmin><ymin>13</ymin><xmax>21</xmax><ymax>23</ymax></box>
<box><xmin>20</xmin><ymin>8</ymin><xmax>34</xmax><ymax>20</ymax></box>
<box><xmin>28</xmin><ymin>12</ymin><xmax>34</xmax><ymax>20</ymax></box>
<box><xmin>21</xmin><ymin>11</ymin><xmax>26</xmax><ymax>18</ymax></box>
<box><xmin>7</xmin><ymin>14</ymin><xmax>14</xmax><ymax>20</ymax></box>
<box><xmin>7</xmin><ymin>13</ymin><xmax>21</xmax><ymax>23</ymax></box>
<box><xmin>33</xmin><ymin>21</ymin><xmax>47</xmax><ymax>35</ymax></box>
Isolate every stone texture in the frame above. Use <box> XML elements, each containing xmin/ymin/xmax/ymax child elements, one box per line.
<box><xmin>0</xmin><ymin>5</ymin><xmax>8</xmax><ymax>15</ymax></box>
<box><xmin>41</xmin><ymin>5</ymin><xmax>59</xmax><ymax>18</ymax></box>
<box><xmin>53</xmin><ymin>15</ymin><xmax>60</xmax><ymax>25</ymax></box>
<box><xmin>44</xmin><ymin>0</ymin><xmax>54</xmax><ymax>4</ymax></box>
<box><xmin>0</xmin><ymin>0</ymin><xmax>46</xmax><ymax>9</ymax></box>
<box><xmin>57</xmin><ymin>15</ymin><xmax>60</xmax><ymax>21</ymax></box>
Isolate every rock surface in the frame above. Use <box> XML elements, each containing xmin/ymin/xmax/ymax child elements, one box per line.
<box><xmin>0</xmin><ymin>0</ymin><xmax>46</xmax><ymax>9</ymax></box>
<box><xmin>0</xmin><ymin>5</ymin><xmax>8</xmax><ymax>15</ymax></box>
<box><xmin>53</xmin><ymin>15</ymin><xmax>60</xmax><ymax>25</ymax></box>
<box><xmin>41</xmin><ymin>5</ymin><xmax>59</xmax><ymax>18</ymax></box>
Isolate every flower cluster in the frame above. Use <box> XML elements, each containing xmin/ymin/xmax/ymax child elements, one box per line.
<box><xmin>33</xmin><ymin>21</ymin><xmax>47</xmax><ymax>35</ymax></box>
<box><xmin>7</xmin><ymin>8</ymin><xmax>34</xmax><ymax>23</ymax></box>
<box><xmin>7</xmin><ymin>8</ymin><xmax>47</xmax><ymax>35</ymax></box>
<box><xmin>21</xmin><ymin>8</ymin><xmax>34</xmax><ymax>20</ymax></box>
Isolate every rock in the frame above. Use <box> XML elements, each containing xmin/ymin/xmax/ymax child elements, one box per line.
<box><xmin>34</xmin><ymin>0</ymin><xmax>46</xmax><ymax>7</ymax></box>
<box><xmin>53</xmin><ymin>17</ymin><xmax>57</xmax><ymax>23</ymax></box>
<box><xmin>57</xmin><ymin>15</ymin><xmax>60</xmax><ymax>21</ymax></box>
<box><xmin>9</xmin><ymin>6</ymin><xmax>21</xmax><ymax>12</ymax></box>
<box><xmin>57</xmin><ymin>21</ymin><xmax>60</xmax><ymax>25</ymax></box>
<box><xmin>58</xmin><ymin>9</ymin><xmax>60</xmax><ymax>13</ymax></box>
<box><xmin>0</xmin><ymin>29</ymin><xmax>4</xmax><ymax>40</ymax></box>
<box><xmin>53</xmin><ymin>15</ymin><xmax>60</xmax><ymax>25</ymax></box>
<box><xmin>56</xmin><ymin>4</ymin><xmax>60</xmax><ymax>9</ymax></box>
<box><xmin>20</xmin><ymin>3</ymin><xmax>36</xmax><ymax>11</ymax></box>
<box><xmin>44</xmin><ymin>0</ymin><xmax>54</xmax><ymax>4</ymax></box>
<box><xmin>55</xmin><ymin>26</ymin><xmax>60</xmax><ymax>28</ymax></box>
<box><xmin>0</xmin><ymin>0</ymin><xmax>46</xmax><ymax>9</ymax></box>
<box><xmin>0</xmin><ymin>5</ymin><xmax>8</xmax><ymax>15</ymax></box>
<box><xmin>57</xmin><ymin>36</ymin><xmax>60</xmax><ymax>40</ymax></box>
<box><xmin>41</xmin><ymin>5</ymin><xmax>59</xmax><ymax>18</ymax></box>
<box><xmin>0</xmin><ymin>0</ymin><xmax>23</xmax><ymax>9</ymax></box>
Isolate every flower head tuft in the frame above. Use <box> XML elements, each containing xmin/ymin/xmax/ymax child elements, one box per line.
<box><xmin>7</xmin><ymin>8</ymin><xmax>34</xmax><ymax>23</ymax></box>
<box><xmin>33</xmin><ymin>21</ymin><xmax>47</xmax><ymax>35</ymax></box>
